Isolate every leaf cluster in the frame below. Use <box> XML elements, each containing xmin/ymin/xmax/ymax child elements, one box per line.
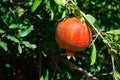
<box><xmin>0</xmin><ymin>0</ymin><xmax>120</xmax><ymax>80</ymax></box>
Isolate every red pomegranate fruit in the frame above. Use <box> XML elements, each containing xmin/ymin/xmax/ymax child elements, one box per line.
<box><xmin>56</xmin><ymin>17</ymin><xmax>92</xmax><ymax>60</ymax></box>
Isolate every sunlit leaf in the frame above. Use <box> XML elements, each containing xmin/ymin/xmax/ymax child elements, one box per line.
<box><xmin>18</xmin><ymin>25</ymin><xmax>33</xmax><ymax>37</ymax></box>
<box><xmin>18</xmin><ymin>44</ymin><xmax>22</xmax><ymax>54</ymax></box>
<box><xmin>90</xmin><ymin>43</ymin><xmax>96</xmax><ymax>65</ymax></box>
<box><xmin>44</xmin><ymin>70</ymin><xmax>49</xmax><ymax>80</ymax></box>
<box><xmin>40</xmin><ymin>75</ymin><xmax>44</xmax><ymax>80</ymax></box>
<box><xmin>113</xmin><ymin>53</ymin><xmax>120</xmax><ymax>73</ymax></box>
<box><xmin>54</xmin><ymin>0</ymin><xmax>66</xmax><ymax>6</ymax></box>
<box><xmin>0</xmin><ymin>29</ymin><xmax>5</xmax><ymax>34</ymax></box>
<box><xmin>114</xmin><ymin>71</ymin><xmax>120</xmax><ymax>80</ymax></box>
<box><xmin>31</xmin><ymin>0</ymin><xmax>42</xmax><ymax>12</ymax></box>
<box><xmin>61</xmin><ymin>11</ymin><xmax>66</xmax><ymax>18</ymax></box>
<box><xmin>103</xmin><ymin>37</ymin><xmax>110</xmax><ymax>44</ymax></box>
<box><xmin>42</xmin><ymin>51</ymin><xmax>47</xmax><ymax>57</ymax></box>
<box><xmin>7</xmin><ymin>35</ymin><xmax>19</xmax><ymax>43</ymax></box>
<box><xmin>9</xmin><ymin>24</ymin><xmax>19</xmax><ymax>29</ymax></box>
<box><xmin>50</xmin><ymin>9</ymin><xmax>54</xmax><ymax>20</ymax></box>
<box><xmin>106</xmin><ymin>30</ymin><xmax>120</xmax><ymax>35</ymax></box>
<box><xmin>5</xmin><ymin>63</ymin><xmax>11</xmax><ymax>68</ymax></box>
<box><xmin>15</xmin><ymin>7</ymin><xmax>25</xmax><ymax>17</ymax></box>
<box><xmin>86</xmin><ymin>14</ymin><xmax>96</xmax><ymax>24</ymax></box>
<box><xmin>22</xmin><ymin>41</ymin><xmax>36</xmax><ymax>49</ymax></box>
<box><xmin>0</xmin><ymin>41</ymin><xmax>8</xmax><ymax>51</ymax></box>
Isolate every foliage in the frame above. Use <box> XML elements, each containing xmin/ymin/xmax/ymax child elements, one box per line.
<box><xmin>0</xmin><ymin>0</ymin><xmax>120</xmax><ymax>80</ymax></box>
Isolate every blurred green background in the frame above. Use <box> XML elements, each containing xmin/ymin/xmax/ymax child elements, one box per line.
<box><xmin>0</xmin><ymin>0</ymin><xmax>120</xmax><ymax>80</ymax></box>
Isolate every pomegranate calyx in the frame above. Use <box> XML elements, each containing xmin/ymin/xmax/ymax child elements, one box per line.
<box><xmin>61</xmin><ymin>50</ymin><xmax>76</xmax><ymax>60</ymax></box>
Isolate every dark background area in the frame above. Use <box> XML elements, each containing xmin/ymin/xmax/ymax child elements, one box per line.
<box><xmin>0</xmin><ymin>0</ymin><xmax>120</xmax><ymax>80</ymax></box>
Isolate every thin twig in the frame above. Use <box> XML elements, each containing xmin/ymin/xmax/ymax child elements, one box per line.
<box><xmin>111</xmin><ymin>53</ymin><xmax>115</xmax><ymax>79</ymax></box>
<box><xmin>79</xmin><ymin>11</ymin><xmax>104</xmax><ymax>39</ymax></box>
<box><xmin>89</xmin><ymin>34</ymin><xmax>99</xmax><ymax>47</ymax></box>
<box><xmin>69</xmin><ymin>0</ymin><xmax>104</xmax><ymax>39</ymax></box>
<box><xmin>69</xmin><ymin>1</ymin><xmax>117</xmax><ymax>79</ymax></box>
<box><xmin>38</xmin><ymin>48</ymin><xmax>42</xmax><ymax>80</ymax></box>
<box><xmin>51</xmin><ymin>62</ymin><xmax>58</xmax><ymax>80</ymax></box>
<box><xmin>0</xmin><ymin>33</ymin><xmax>6</xmax><ymax>40</ymax></box>
<box><xmin>45</xmin><ymin>50</ymin><xmax>99</xmax><ymax>80</ymax></box>
<box><xmin>108</xmin><ymin>43</ymin><xmax>118</xmax><ymax>79</ymax></box>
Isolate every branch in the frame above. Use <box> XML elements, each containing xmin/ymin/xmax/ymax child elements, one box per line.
<box><xmin>79</xmin><ymin>10</ymin><xmax>104</xmax><ymax>39</ymax></box>
<box><xmin>0</xmin><ymin>29</ymin><xmax>18</xmax><ymax>40</ymax></box>
<box><xmin>37</xmin><ymin>48</ymin><xmax>42</xmax><ymax>80</ymax></box>
<box><xmin>45</xmin><ymin>50</ymin><xmax>99</xmax><ymax>80</ymax></box>
<box><xmin>0</xmin><ymin>33</ymin><xmax>6</xmax><ymax>40</ymax></box>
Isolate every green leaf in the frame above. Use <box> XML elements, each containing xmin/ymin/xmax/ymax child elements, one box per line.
<box><xmin>22</xmin><ymin>41</ymin><xmax>36</xmax><ymax>49</ymax></box>
<box><xmin>103</xmin><ymin>37</ymin><xmax>110</xmax><ymax>44</ymax></box>
<box><xmin>54</xmin><ymin>0</ymin><xmax>66</xmax><ymax>6</ymax></box>
<box><xmin>61</xmin><ymin>11</ymin><xmax>66</xmax><ymax>18</ymax></box>
<box><xmin>0</xmin><ymin>29</ymin><xmax>5</xmax><ymax>34</ymax></box>
<box><xmin>31</xmin><ymin>0</ymin><xmax>42</xmax><ymax>12</ymax></box>
<box><xmin>67</xmin><ymin>72</ymin><xmax>71</xmax><ymax>79</ymax></box>
<box><xmin>9</xmin><ymin>24</ymin><xmax>22</xmax><ymax>29</ymax></box>
<box><xmin>18</xmin><ymin>44</ymin><xmax>22</xmax><ymax>54</ymax></box>
<box><xmin>42</xmin><ymin>51</ymin><xmax>47</xmax><ymax>57</ymax></box>
<box><xmin>16</xmin><ymin>7</ymin><xmax>25</xmax><ymax>17</ymax></box>
<box><xmin>115</xmin><ymin>71</ymin><xmax>120</xmax><ymax>80</ymax></box>
<box><xmin>86</xmin><ymin>14</ymin><xmax>96</xmax><ymax>24</ymax></box>
<box><xmin>50</xmin><ymin>9</ymin><xmax>54</xmax><ymax>20</ymax></box>
<box><xmin>116</xmin><ymin>74</ymin><xmax>120</xmax><ymax>79</ymax></box>
<box><xmin>113</xmin><ymin>53</ymin><xmax>120</xmax><ymax>73</ymax></box>
<box><xmin>5</xmin><ymin>63</ymin><xmax>11</xmax><ymax>68</ymax></box>
<box><xmin>40</xmin><ymin>75</ymin><xmax>44</xmax><ymax>80</ymax></box>
<box><xmin>18</xmin><ymin>25</ymin><xmax>34</xmax><ymax>37</ymax></box>
<box><xmin>7</xmin><ymin>35</ymin><xmax>19</xmax><ymax>43</ymax></box>
<box><xmin>9</xmin><ymin>24</ymin><xmax>18</xmax><ymax>29</ymax></box>
<box><xmin>106</xmin><ymin>30</ymin><xmax>120</xmax><ymax>35</ymax></box>
<box><xmin>44</xmin><ymin>70</ymin><xmax>49</xmax><ymax>80</ymax></box>
<box><xmin>0</xmin><ymin>41</ymin><xmax>8</xmax><ymax>51</ymax></box>
<box><xmin>1</xmin><ymin>16</ymin><xmax>9</xmax><ymax>26</ymax></box>
<box><xmin>90</xmin><ymin>43</ymin><xmax>97</xmax><ymax>65</ymax></box>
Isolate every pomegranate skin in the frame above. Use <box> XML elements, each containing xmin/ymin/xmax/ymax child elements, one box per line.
<box><xmin>56</xmin><ymin>17</ymin><xmax>92</xmax><ymax>52</ymax></box>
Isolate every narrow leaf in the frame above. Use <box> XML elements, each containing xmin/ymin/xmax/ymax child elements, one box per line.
<box><xmin>54</xmin><ymin>0</ymin><xmax>66</xmax><ymax>6</ymax></box>
<box><xmin>106</xmin><ymin>30</ymin><xmax>120</xmax><ymax>35</ymax></box>
<box><xmin>0</xmin><ymin>41</ymin><xmax>8</xmax><ymax>51</ymax></box>
<box><xmin>0</xmin><ymin>29</ymin><xmax>5</xmax><ymax>34</ymax></box>
<box><xmin>90</xmin><ymin>43</ymin><xmax>97</xmax><ymax>65</ymax></box>
<box><xmin>18</xmin><ymin>44</ymin><xmax>22</xmax><ymax>54</ymax></box>
<box><xmin>45</xmin><ymin>70</ymin><xmax>49</xmax><ymax>80</ymax></box>
<box><xmin>9</xmin><ymin>24</ymin><xmax>18</xmax><ymax>29</ymax></box>
<box><xmin>31</xmin><ymin>0</ymin><xmax>42</xmax><ymax>12</ymax></box>
<box><xmin>18</xmin><ymin>25</ymin><xmax>33</xmax><ymax>37</ymax></box>
<box><xmin>114</xmin><ymin>71</ymin><xmax>120</xmax><ymax>80</ymax></box>
<box><xmin>22</xmin><ymin>41</ymin><xmax>36</xmax><ymax>49</ymax></box>
<box><xmin>7</xmin><ymin>35</ymin><xmax>19</xmax><ymax>43</ymax></box>
<box><xmin>113</xmin><ymin>53</ymin><xmax>120</xmax><ymax>73</ymax></box>
<box><xmin>61</xmin><ymin>11</ymin><xmax>66</xmax><ymax>18</ymax></box>
<box><xmin>103</xmin><ymin>37</ymin><xmax>110</xmax><ymax>44</ymax></box>
<box><xmin>116</xmin><ymin>72</ymin><xmax>120</xmax><ymax>79</ymax></box>
<box><xmin>41</xmin><ymin>51</ymin><xmax>47</xmax><ymax>57</ymax></box>
<box><xmin>50</xmin><ymin>9</ymin><xmax>54</xmax><ymax>20</ymax></box>
<box><xmin>40</xmin><ymin>75</ymin><xmax>44</xmax><ymax>80</ymax></box>
<box><xmin>86</xmin><ymin>14</ymin><xmax>96</xmax><ymax>24</ymax></box>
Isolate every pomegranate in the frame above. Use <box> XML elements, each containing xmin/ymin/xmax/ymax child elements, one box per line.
<box><xmin>56</xmin><ymin>17</ymin><xmax>92</xmax><ymax>60</ymax></box>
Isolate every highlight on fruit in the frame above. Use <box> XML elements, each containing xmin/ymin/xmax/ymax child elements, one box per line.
<box><xmin>55</xmin><ymin>17</ymin><xmax>92</xmax><ymax>60</ymax></box>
